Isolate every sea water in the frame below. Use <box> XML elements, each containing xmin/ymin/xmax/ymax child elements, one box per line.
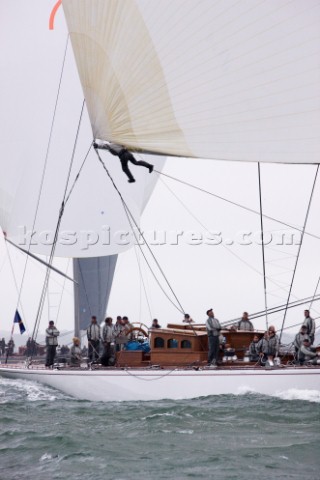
<box><xmin>0</xmin><ymin>378</ymin><xmax>319</xmax><ymax>480</ymax></box>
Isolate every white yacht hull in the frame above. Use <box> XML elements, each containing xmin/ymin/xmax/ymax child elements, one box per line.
<box><xmin>0</xmin><ymin>365</ymin><xmax>319</xmax><ymax>401</ymax></box>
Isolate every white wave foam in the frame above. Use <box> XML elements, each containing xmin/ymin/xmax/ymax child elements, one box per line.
<box><xmin>235</xmin><ymin>386</ymin><xmax>257</xmax><ymax>395</ymax></box>
<box><xmin>272</xmin><ymin>389</ymin><xmax>320</xmax><ymax>403</ymax></box>
<box><xmin>142</xmin><ymin>412</ymin><xmax>176</xmax><ymax>420</ymax></box>
<box><xmin>0</xmin><ymin>377</ymin><xmax>67</xmax><ymax>402</ymax></box>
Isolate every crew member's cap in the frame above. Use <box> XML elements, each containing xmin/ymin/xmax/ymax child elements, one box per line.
<box><xmin>49</xmin><ymin>320</ymin><xmax>54</xmax><ymax>325</ymax></box>
<box><xmin>206</xmin><ymin>308</ymin><xmax>213</xmax><ymax>315</ymax></box>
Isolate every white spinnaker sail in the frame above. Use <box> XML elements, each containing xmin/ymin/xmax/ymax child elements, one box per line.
<box><xmin>0</xmin><ymin>2</ymin><xmax>165</xmax><ymax>259</ymax></box>
<box><xmin>63</xmin><ymin>0</ymin><xmax>320</xmax><ymax>163</ymax></box>
<box><xmin>0</xmin><ymin>149</ymin><xmax>164</xmax><ymax>258</ymax></box>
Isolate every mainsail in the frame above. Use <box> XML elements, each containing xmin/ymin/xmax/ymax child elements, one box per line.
<box><xmin>73</xmin><ymin>255</ymin><xmax>117</xmax><ymax>335</ymax></box>
<box><xmin>63</xmin><ymin>0</ymin><xmax>320</xmax><ymax>164</ymax></box>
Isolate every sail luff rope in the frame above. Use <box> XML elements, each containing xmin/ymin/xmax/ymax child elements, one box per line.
<box><xmin>31</xmin><ymin>99</ymin><xmax>85</xmax><ymax>351</ymax></box>
<box><xmin>279</xmin><ymin>164</ymin><xmax>319</xmax><ymax>342</ymax></box>
<box><xmin>257</xmin><ymin>163</ymin><xmax>268</xmax><ymax>329</ymax></box>
<box><xmin>10</xmin><ymin>35</ymin><xmax>70</xmax><ymax>342</ymax></box>
<box><xmin>95</xmin><ymin>150</ymin><xmax>185</xmax><ymax>314</ymax></box>
<box><xmin>154</xmin><ymin>170</ymin><xmax>320</xmax><ymax>241</ymax></box>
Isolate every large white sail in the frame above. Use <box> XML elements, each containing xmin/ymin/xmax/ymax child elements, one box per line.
<box><xmin>63</xmin><ymin>0</ymin><xmax>320</xmax><ymax>164</ymax></box>
<box><xmin>0</xmin><ymin>149</ymin><xmax>164</xmax><ymax>258</ymax></box>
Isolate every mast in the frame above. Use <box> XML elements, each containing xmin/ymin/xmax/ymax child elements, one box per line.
<box><xmin>257</xmin><ymin>163</ymin><xmax>268</xmax><ymax>330</ymax></box>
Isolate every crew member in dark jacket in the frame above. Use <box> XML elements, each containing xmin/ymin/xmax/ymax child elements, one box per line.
<box><xmin>94</xmin><ymin>141</ymin><xmax>153</xmax><ymax>183</ymax></box>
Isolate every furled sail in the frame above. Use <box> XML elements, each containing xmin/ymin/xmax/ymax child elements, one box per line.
<box><xmin>62</xmin><ymin>0</ymin><xmax>320</xmax><ymax>164</ymax></box>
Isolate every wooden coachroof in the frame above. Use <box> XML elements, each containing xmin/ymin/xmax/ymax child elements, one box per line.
<box><xmin>116</xmin><ymin>324</ymin><xmax>264</xmax><ymax>367</ymax></box>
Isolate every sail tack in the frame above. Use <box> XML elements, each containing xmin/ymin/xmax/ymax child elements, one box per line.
<box><xmin>63</xmin><ymin>0</ymin><xmax>320</xmax><ymax>164</ymax></box>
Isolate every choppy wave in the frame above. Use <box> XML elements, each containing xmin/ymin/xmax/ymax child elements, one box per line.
<box><xmin>234</xmin><ymin>385</ymin><xmax>320</xmax><ymax>404</ymax></box>
<box><xmin>1</xmin><ymin>375</ymin><xmax>320</xmax><ymax>406</ymax></box>
<box><xmin>272</xmin><ymin>388</ymin><xmax>320</xmax><ymax>403</ymax></box>
<box><xmin>0</xmin><ymin>377</ymin><xmax>69</xmax><ymax>403</ymax></box>
<box><xmin>0</xmin><ymin>378</ymin><xmax>319</xmax><ymax>480</ymax></box>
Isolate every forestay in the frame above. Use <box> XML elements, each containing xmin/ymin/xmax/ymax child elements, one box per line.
<box><xmin>63</xmin><ymin>0</ymin><xmax>320</xmax><ymax>164</ymax></box>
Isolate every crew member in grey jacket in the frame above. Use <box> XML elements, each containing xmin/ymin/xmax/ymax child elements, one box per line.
<box><xmin>298</xmin><ymin>338</ymin><xmax>320</xmax><ymax>365</ymax></box>
<box><xmin>45</xmin><ymin>320</ymin><xmax>60</xmax><ymax>367</ymax></box>
<box><xmin>267</xmin><ymin>325</ymin><xmax>279</xmax><ymax>359</ymax></box>
<box><xmin>206</xmin><ymin>309</ymin><xmax>222</xmax><ymax>366</ymax></box>
<box><xmin>303</xmin><ymin>310</ymin><xmax>315</xmax><ymax>345</ymax></box>
<box><xmin>102</xmin><ymin>317</ymin><xmax>115</xmax><ymax>365</ymax></box>
<box><xmin>87</xmin><ymin>316</ymin><xmax>101</xmax><ymax>362</ymax></box>
<box><xmin>293</xmin><ymin>325</ymin><xmax>309</xmax><ymax>354</ymax></box>
<box><xmin>237</xmin><ymin>312</ymin><xmax>254</xmax><ymax>331</ymax></box>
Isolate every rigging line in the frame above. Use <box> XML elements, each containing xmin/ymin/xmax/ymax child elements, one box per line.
<box><xmin>279</xmin><ymin>164</ymin><xmax>319</xmax><ymax>342</ymax></box>
<box><xmin>309</xmin><ymin>274</ymin><xmax>320</xmax><ymax>311</ymax></box>
<box><xmin>76</xmin><ymin>259</ymin><xmax>93</xmax><ymax>322</ymax></box>
<box><xmin>160</xmin><ymin>178</ymin><xmax>294</xmax><ymax>295</ymax></box>
<box><xmin>133</xmin><ymin>244</ymin><xmax>153</xmax><ymax>323</ymax></box>
<box><xmin>5</xmin><ymin>238</ymin><xmax>76</xmax><ymax>283</ymax></box>
<box><xmin>64</xmin><ymin>141</ymin><xmax>92</xmax><ymax>206</ymax></box>
<box><xmin>4</xmin><ymin>241</ymin><xmax>28</xmax><ymax>334</ymax></box>
<box><xmin>223</xmin><ymin>293</ymin><xmax>320</xmax><ymax>326</ymax></box>
<box><xmin>55</xmin><ymin>258</ymin><xmax>71</xmax><ymax>327</ymax></box>
<box><xmin>154</xmin><ymin>170</ymin><xmax>320</xmax><ymax>241</ymax></box>
<box><xmin>95</xmin><ymin>150</ymin><xmax>185</xmax><ymax>314</ymax></box>
<box><xmin>103</xmin><ymin>256</ymin><xmax>115</xmax><ymax>321</ymax></box>
<box><xmin>13</xmin><ymin>35</ymin><xmax>70</xmax><ymax>320</ymax></box>
<box><xmin>121</xmin><ymin>199</ymin><xmax>184</xmax><ymax>314</ymax></box>
<box><xmin>31</xmin><ymin>99</ymin><xmax>85</xmax><ymax>348</ymax></box>
<box><xmin>257</xmin><ymin>163</ymin><xmax>268</xmax><ymax>330</ymax></box>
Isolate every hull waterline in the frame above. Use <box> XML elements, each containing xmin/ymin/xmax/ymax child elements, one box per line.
<box><xmin>0</xmin><ymin>365</ymin><xmax>319</xmax><ymax>402</ymax></box>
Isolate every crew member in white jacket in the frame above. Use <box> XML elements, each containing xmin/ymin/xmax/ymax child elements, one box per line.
<box><xmin>45</xmin><ymin>320</ymin><xmax>60</xmax><ymax>367</ymax></box>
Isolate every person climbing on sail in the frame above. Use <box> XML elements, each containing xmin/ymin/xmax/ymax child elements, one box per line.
<box><xmin>93</xmin><ymin>140</ymin><xmax>154</xmax><ymax>183</ymax></box>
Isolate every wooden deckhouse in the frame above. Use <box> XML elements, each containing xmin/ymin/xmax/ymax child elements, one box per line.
<box><xmin>116</xmin><ymin>324</ymin><xmax>261</xmax><ymax>368</ymax></box>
